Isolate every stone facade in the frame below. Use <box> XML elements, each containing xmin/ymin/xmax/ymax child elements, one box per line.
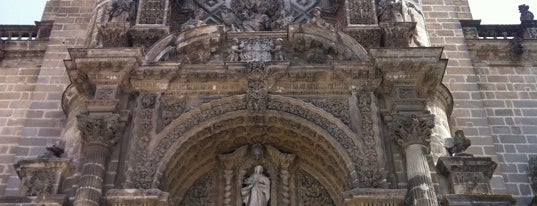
<box><xmin>0</xmin><ymin>0</ymin><xmax>535</xmax><ymax>205</ymax></box>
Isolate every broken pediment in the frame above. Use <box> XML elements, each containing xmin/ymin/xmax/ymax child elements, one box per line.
<box><xmin>144</xmin><ymin>24</ymin><xmax>368</xmax><ymax>64</ymax></box>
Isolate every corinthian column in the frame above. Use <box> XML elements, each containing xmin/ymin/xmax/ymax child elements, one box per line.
<box><xmin>391</xmin><ymin>113</ymin><xmax>438</xmax><ymax>206</ymax></box>
<box><xmin>74</xmin><ymin>114</ymin><xmax>120</xmax><ymax>206</ymax></box>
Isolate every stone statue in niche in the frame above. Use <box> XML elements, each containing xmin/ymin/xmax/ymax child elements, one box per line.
<box><xmin>228</xmin><ymin>38</ymin><xmax>244</xmax><ymax>61</ymax></box>
<box><xmin>271</xmin><ymin>9</ymin><xmax>295</xmax><ymax>30</ymax></box>
<box><xmin>307</xmin><ymin>7</ymin><xmax>335</xmax><ymax>32</ymax></box>
<box><xmin>377</xmin><ymin>0</ymin><xmax>403</xmax><ymax>22</ymax></box>
<box><xmin>271</xmin><ymin>38</ymin><xmax>285</xmax><ymax>61</ymax></box>
<box><xmin>241</xmin><ymin>9</ymin><xmax>271</xmax><ymax>31</ymax></box>
<box><xmin>107</xmin><ymin>0</ymin><xmax>137</xmax><ymax>23</ymax></box>
<box><xmin>180</xmin><ymin>9</ymin><xmax>207</xmax><ymax>32</ymax></box>
<box><xmin>242</xmin><ymin>165</ymin><xmax>270</xmax><ymax>206</ymax></box>
<box><xmin>402</xmin><ymin>0</ymin><xmax>430</xmax><ymax>46</ymax></box>
<box><xmin>519</xmin><ymin>4</ymin><xmax>534</xmax><ymax>21</ymax></box>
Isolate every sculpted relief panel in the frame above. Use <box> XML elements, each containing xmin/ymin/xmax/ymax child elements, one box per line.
<box><xmin>171</xmin><ymin>0</ymin><xmax>340</xmax><ymax>32</ymax></box>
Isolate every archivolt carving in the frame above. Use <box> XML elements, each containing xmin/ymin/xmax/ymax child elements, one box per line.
<box><xmin>127</xmin><ymin>94</ymin><xmax>382</xmax><ymax>192</ymax></box>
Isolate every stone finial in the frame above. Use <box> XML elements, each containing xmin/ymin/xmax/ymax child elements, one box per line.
<box><xmin>447</xmin><ymin>130</ymin><xmax>471</xmax><ymax>156</ymax></box>
<box><xmin>529</xmin><ymin>156</ymin><xmax>537</xmax><ymax>190</ymax></box>
<box><xmin>519</xmin><ymin>4</ymin><xmax>535</xmax><ymax>21</ymax></box>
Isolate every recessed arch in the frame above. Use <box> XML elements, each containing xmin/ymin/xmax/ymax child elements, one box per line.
<box><xmin>127</xmin><ymin>94</ymin><xmax>383</xmax><ymax>204</ymax></box>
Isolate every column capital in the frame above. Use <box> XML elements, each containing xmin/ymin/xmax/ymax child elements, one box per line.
<box><xmin>390</xmin><ymin>112</ymin><xmax>435</xmax><ymax>149</ymax></box>
<box><xmin>77</xmin><ymin>114</ymin><xmax>121</xmax><ymax>150</ymax></box>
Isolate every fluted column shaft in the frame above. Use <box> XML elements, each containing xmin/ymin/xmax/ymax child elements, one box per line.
<box><xmin>74</xmin><ymin>114</ymin><xmax>120</xmax><ymax>206</ymax></box>
<box><xmin>404</xmin><ymin>144</ymin><xmax>438</xmax><ymax>206</ymax></box>
<box><xmin>74</xmin><ymin>145</ymin><xmax>110</xmax><ymax>206</ymax></box>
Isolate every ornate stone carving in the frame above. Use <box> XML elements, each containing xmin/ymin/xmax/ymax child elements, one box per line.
<box><xmin>377</xmin><ymin>0</ymin><xmax>403</xmax><ymax>23</ymax></box>
<box><xmin>96</xmin><ymin>22</ymin><xmax>132</xmax><ymax>48</ymax></box>
<box><xmin>380</xmin><ymin>22</ymin><xmax>415</xmax><ymax>48</ymax></box>
<box><xmin>519</xmin><ymin>4</ymin><xmax>534</xmax><ymax>21</ymax></box>
<box><xmin>131</xmin><ymin>95</ymin><xmax>370</xmax><ymax>190</ymax></box>
<box><xmin>347</xmin><ymin>0</ymin><xmax>376</xmax><ymax>25</ymax></box>
<box><xmin>241</xmin><ymin>165</ymin><xmax>270</xmax><ymax>206</ymax></box>
<box><xmin>306</xmin><ymin>7</ymin><xmax>334</xmax><ymax>32</ymax></box>
<box><xmin>77</xmin><ymin>114</ymin><xmax>121</xmax><ymax>149</ymax></box>
<box><xmin>107</xmin><ymin>0</ymin><xmax>138</xmax><ymax>23</ymax></box>
<box><xmin>302</xmin><ymin>98</ymin><xmax>350</xmax><ymax>127</ymax></box>
<box><xmin>242</xmin><ymin>37</ymin><xmax>274</xmax><ymax>62</ymax></box>
<box><xmin>158</xmin><ymin>93</ymin><xmax>187</xmax><ymax>131</ymax></box>
<box><xmin>527</xmin><ymin>27</ymin><xmax>537</xmax><ymax>39</ymax></box>
<box><xmin>356</xmin><ymin>92</ymin><xmax>383</xmax><ymax>187</ymax></box>
<box><xmin>447</xmin><ymin>130</ymin><xmax>471</xmax><ymax>156</ymax></box>
<box><xmin>179</xmin><ymin>170</ymin><xmax>217</xmax><ymax>206</ymax></box>
<box><xmin>138</xmin><ymin>0</ymin><xmax>168</xmax><ymax>24</ymax></box>
<box><xmin>171</xmin><ymin>0</ymin><xmax>341</xmax><ymax>31</ymax></box>
<box><xmin>296</xmin><ymin>170</ymin><xmax>335</xmax><ymax>205</ymax></box>
<box><xmin>437</xmin><ymin>156</ymin><xmax>498</xmax><ymax>195</ymax></box>
<box><xmin>15</xmin><ymin>158</ymin><xmax>73</xmax><ymax>196</ymax></box>
<box><xmin>246</xmin><ymin>62</ymin><xmax>268</xmax><ymax>111</ymax></box>
<box><xmin>390</xmin><ymin>113</ymin><xmax>435</xmax><ymax>149</ymax></box>
<box><xmin>181</xmin><ymin>9</ymin><xmax>208</xmax><ymax>32</ymax></box>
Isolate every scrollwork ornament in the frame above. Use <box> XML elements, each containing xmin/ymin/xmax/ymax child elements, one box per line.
<box><xmin>77</xmin><ymin>114</ymin><xmax>121</xmax><ymax>150</ymax></box>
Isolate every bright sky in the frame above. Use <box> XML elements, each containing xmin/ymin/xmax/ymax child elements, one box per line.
<box><xmin>0</xmin><ymin>0</ymin><xmax>535</xmax><ymax>25</ymax></box>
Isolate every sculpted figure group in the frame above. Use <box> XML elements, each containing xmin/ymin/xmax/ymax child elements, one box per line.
<box><xmin>242</xmin><ymin>165</ymin><xmax>271</xmax><ymax>206</ymax></box>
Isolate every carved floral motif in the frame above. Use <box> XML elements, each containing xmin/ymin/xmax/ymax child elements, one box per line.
<box><xmin>158</xmin><ymin>93</ymin><xmax>187</xmax><ymax>131</ymax></box>
<box><xmin>77</xmin><ymin>114</ymin><xmax>121</xmax><ymax>149</ymax></box>
<box><xmin>390</xmin><ymin>113</ymin><xmax>435</xmax><ymax>149</ymax></box>
<box><xmin>296</xmin><ymin>170</ymin><xmax>335</xmax><ymax>206</ymax></box>
<box><xmin>301</xmin><ymin>98</ymin><xmax>350</xmax><ymax>126</ymax></box>
<box><xmin>246</xmin><ymin>62</ymin><xmax>268</xmax><ymax>111</ymax></box>
<box><xmin>138</xmin><ymin>0</ymin><xmax>167</xmax><ymax>24</ymax></box>
<box><xmin>179</xmin><ymin>170</ymin><xmax>217</xmax><ymax>206</ymax></box>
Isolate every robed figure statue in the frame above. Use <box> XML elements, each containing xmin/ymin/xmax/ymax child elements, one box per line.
<box><xmin>242</xmin><ymin>165</ymin><xmax>270</xmax><ymax>206</ymax></box>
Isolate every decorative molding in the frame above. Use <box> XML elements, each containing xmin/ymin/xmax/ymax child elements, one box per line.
<box><xmin>105</xmin><ymin>189</ymin><xmax>171</xmax><ymax>206</ymax></box>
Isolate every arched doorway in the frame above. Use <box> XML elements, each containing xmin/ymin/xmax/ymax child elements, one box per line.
<box><xmin>126</xmin><ymin>94</ymin><xmax>380</xmax><ymax>205</ymax></box>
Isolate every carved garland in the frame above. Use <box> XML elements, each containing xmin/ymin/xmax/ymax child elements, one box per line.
<box><xmin>129</xmin><ymin>94</ymin><xmax>379</xmax><ymax>189</ymax></box>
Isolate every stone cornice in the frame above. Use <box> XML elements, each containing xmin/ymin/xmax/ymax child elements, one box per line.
<box><xmin>64</xmin><ymin>48</ymin><xmax>143</xmax><ymax>98</ymax></box>
<box><xmin>370</xmin><ymin>47</ymin><xmax>448</xmax><ymax>98</ymax></box>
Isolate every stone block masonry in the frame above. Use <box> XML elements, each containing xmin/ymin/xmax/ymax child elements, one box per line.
<box><xmin>2</xmin><ymin>0</ymin><xmax>99</xmax><ymax>196</ymax></box>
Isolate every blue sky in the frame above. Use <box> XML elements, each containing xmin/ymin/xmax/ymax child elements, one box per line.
<box><xmin>0</xmin><ymin>0</ymin><xmax>535</xmax><ymax>25</ymax></box>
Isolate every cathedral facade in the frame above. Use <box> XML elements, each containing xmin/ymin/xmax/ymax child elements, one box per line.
<box><xmin>0</xmin><ymin>0</ymin><xmax>536</xmax><ymax>205</ymax></box>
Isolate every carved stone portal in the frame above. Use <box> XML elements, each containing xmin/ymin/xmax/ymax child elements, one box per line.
<box><xmin>173</xmin><ymin>144</ymin><xmax>336</xmax><ymax>206</ymax></box>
